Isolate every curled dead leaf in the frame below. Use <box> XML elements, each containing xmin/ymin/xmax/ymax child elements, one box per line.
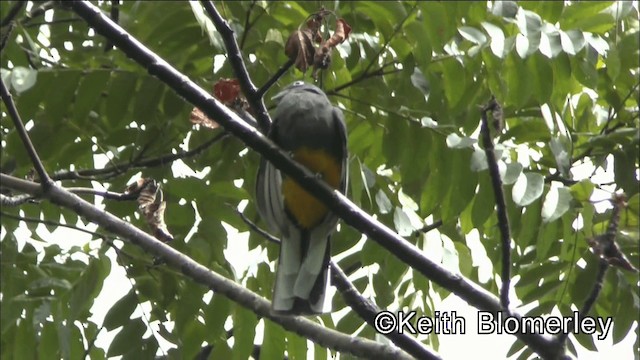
<box><xmin>324</xmin><ymin>18</ymin><xmax>352</xmax><ymax>49</ymax></box>
<box><xmin>128</xmin><ymin>178</ymin><xmax>174</xmax><ymax>243</ymax></box>
<box><xmin>285</xmin><ymin>29</ymin><xmax>315</xmax><ymax>72</ymax></box>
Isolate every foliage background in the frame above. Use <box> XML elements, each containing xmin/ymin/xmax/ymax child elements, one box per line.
<box><xmin>1</xmin><ymin>1</ymin><xmax>638</xmax><ymax>359</ymax></box>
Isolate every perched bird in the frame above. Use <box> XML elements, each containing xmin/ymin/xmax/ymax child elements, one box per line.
<box><xmin>256</xmin><ymin>81</ymin><xmax>348</xmax><ymax>315</ymax></box>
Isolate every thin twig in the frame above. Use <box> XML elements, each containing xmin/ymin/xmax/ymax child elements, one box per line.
<box><xmin>52</xmin><ymin>132</ymin><xmax>229</xmax><ymax>181</ymax></box>
<box><xmin>82</xmin><ymin>325</ymin><xmax>103</xmax><ymax>360</ymax></box>
<box><xmin>65</xmin><ymin>187</ymin><xmax>139</xmax><ymax>201</ymax></box>
<box><xmin>200</xmin><ymin>0</ymin><xmax>271</xmax><ymax>133</ymax></box>
<box><xmin>0</xmin><ymin>211</ymin><xmax>110</xmax><ymax>239</ymax></box>
<box><xmin>413</xmin><ymin>220</ymin><xmax>443</xmax><ymax>236</ymax></box>
<box><xmin>238</xmin><ymin>0</ymin><xmax>257</xmax><ymax>50</ymax></box>
<box><xmin>256</xmin><ymin>58</ymin><xmax>295</xmax><ymax>99</ymax></box>
<box><xmin>0</xmin><ymin>193</ymin><xmax>35</xmax><ymax>207</ymax></box>
<box><xmin>327</xmin><ymin>62</ymin><xmax>401</xmax><ymax>94</ymax></box>
<box><xmin>1</xmin><ymin>78</ymin><xmax>51</xmax><ymax>186</ymax></box>
<box><xmin>361</xmin><ymin>4</ymin><xmax>417</xmax><ymax>76</ymax></box>
<box><xmin>480</xmin><ymin>97</ymin><xmax>512</xmax><ymax>310</ymax></box>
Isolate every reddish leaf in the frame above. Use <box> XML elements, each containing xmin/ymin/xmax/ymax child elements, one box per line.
<box><xmin>213</xmin><ymin>78</ymin><xmax>241</xmax><ymax>105</ymax></box>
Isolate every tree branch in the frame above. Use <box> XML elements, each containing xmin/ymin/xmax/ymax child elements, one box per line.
<box><xmin>256</xmin><ymin>58</ymin><xmax>295</xmax><ymax>99</ymax></box>
<box><xmin>326</xmin><ymin>61</ymin><xmax>401</xmax><ymax>95</ymax></box>
<box><xmin>11</xmin><ymin>175</ymin><xmax>411</xmax><ymax>359</ymax></box>
<box><xmin>199</xmin><ymin>0</ymin><xmax>271</xmax><ymax>133</ymax></box>
<box><xmin>0</xmin><ymin>1</ymin><xmax>24</xmax><ymax>27</ymax></box>
<box><xmin>1</xmin><ymin>174</ymin><xmax>136</xmax><ymax>202</ymax></box>
<box><xmin>1</xmin><ymin>78</ymin><xmax>51</xmax><ymax>186</ymax></box>
<box><xmin>0</xmin><ymin>210</ymin><xmax>111</xmax><ymax>239</ymax></box>
<box><xmin>51</xmin><ymin>131</ymin><xmax>229</xmax><ymax>181</ymax></box>
<box><xmin>480</xmin><ymin>98</ymin><xmax>512</xmax><ymax>310</ymax></box>
<box><xmin>361</xmin><ymin>4</ymin><xmax>416</xmax><ymax>76</ymax></box>
<box><xmin>68</xmin><ymin>2</ymin><xmax>559</xmax><ymax>357</ymax></box>
<box><xmin>0</xmin><ymin>193</ymin><xmax>35</xmax><ymax>206</ymax></box>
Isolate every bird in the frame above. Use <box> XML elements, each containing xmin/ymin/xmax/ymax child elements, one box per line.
<box><xmin>255</xmin><ymin>81</ymin><xmax>348</xmax><ymax>315</ymax></box>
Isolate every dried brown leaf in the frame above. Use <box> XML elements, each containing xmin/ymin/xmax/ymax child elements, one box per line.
<box><xmin>285</xmin><ymin>29</ymin><xmax>315</xmax><ymax>72</ymax></box>
<box><xmin>190</xmin><ymin>107</ymin><xmax>220</xmax><ymax>129</ymax></box>
<box><xmin>324</xmin><ymin>18</ymin><xmax>352</xmax><ymax>49</ymax></box>
<box><xmin>133</xmin><ymin>179</ymin><xmax>174</xmax><ymax>243</ymax></box>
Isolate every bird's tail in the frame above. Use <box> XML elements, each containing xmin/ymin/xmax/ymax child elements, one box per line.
<box><xmin>272</xmin><ymin>230</ymin><xmax>331</xmax><ymax>315</ymax></box>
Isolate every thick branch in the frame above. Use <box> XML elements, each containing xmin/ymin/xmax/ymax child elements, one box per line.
<box><xmin>199</xmin><ymin>0</ymin><xmax>271</xmax><ymax>133</ymax></box>
<box><xmin>480</xmin><ymin>98</ymin><xmax>512</xmax><ymax>310</ymax></box>
<box><xmin>68</xmin><ymin>2</ymin><xmax>558</xmax><ymax>357</ymax></box>
<box><xmin>12</xmin><ymin>176</ymin><xmax>410</xmax><ymax>359</ymax></box>
<box><xmin>1</xmin><ymin>79</ymin><xmax>51</xmax><ymax>186</ymax></box>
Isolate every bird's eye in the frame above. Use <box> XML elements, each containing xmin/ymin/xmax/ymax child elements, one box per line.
<box><xmin>292</xmin><ymin>81</ymin><xmax>305</xmax><ymax>86</ymax></box>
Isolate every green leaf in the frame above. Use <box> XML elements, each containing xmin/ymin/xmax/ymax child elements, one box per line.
<box><xmin>481</xmin><ymin>22</ymin><xmax>507</xmax><ymax>58</ymax></box>
<box><xmin>103</xmin><ymin>290</ymin><xmax>138</xmax><ymax>331</ymax></box>
<box><xmin>492</xmin><ymin>1</ymin><xmax>519</xmax><ymax>19</ymax></box>
<box><xmin>512</xmin><ymin>172</ymin><xmax>544</xmax><ymax>206</ymax></box>
<box><xmin>504</xmin><ymin>53</ymin><xmax>531</xmax><ymax>107</ymax></box>
<box><xmin>106</xmin><ymin>72</ymin><xmax>138</xmax><ymax>126</ymax></box>
<box><xmin>68</xmin><ymin>256</ymin><xmax>109</xmax><ymax>321</ymax></box>
<box><xmin>410</xmin><ymin>67</ymin><xmax>430</xmax><ymax>96</ymax></box>
<box><xmin>44</xmin><ymin>70</ymin><xmax>83</xmax><ymax>121</ymax></box>
<box><xmin>502</xmin><ymin>162</ymin><xmax>523</xmax><ymax>185</ymax></box>
<box><xmin>549</xmin><ymin>136</ymin><xmax>571</xmax><ymax>176</ymax></box>
<box><xmin>527</xmin><ymin>53</ymin><xmax>553</xmax><ymax>103</ymax></box>
<box><xmin>10</xmin><ymin>66</ymin><xmax>38</xmax><ymax>93</ymax></box>
<box><xmin>133</xmin><ymin>76</ymin><xmax>165</xmax><ymax>122</ymax></box>
<box><xmin>232</xmin><ymin>307</ymin><xmax>257</xmax><ymax>360</ymax></box>
<box><xmin>73</xmin><ymin>70</ymin><xmax>111</xmax><ymax>123</ymax></box>
<box><xmin>446</xmin><ymin>133</ymin><xmax>476</xmax><ymax>149</ymax></box>
<box><xmin>375</xmin><ymin>190</ymin><xmax>392</xmax><ymax>214</ymax></box>
<box><xmin>107</xmin><ymin>318</ymin><xmax>147</xmax><ymax>357</ymax></box>
<box><xmin>287</xmin><ymin>332</ymin><xmax>307</xmax><ymax>360</ymax></box>
<box><xmin>38</xmin><ymin>321</ymin><xmax>59</xmax><ymax>360</ymax></box>
<box><xmin>459</xmin><ymin>26</ymin><xmax>487</xmax><ymax>45</ymax></box>
<box><xmin>14</xmin><ymin>319</ymin><xmax>36</xmax><ymax>360</ymax></box>
<box><xmin>569</xmin><ymin>179</ymin><xmax>595</xmax><ymax>202</ymax></box>
<box><xmin>472</xmin><ymin>173</ymin><xmax>495</xmax><ymax>228</ymax></box>
<box><xmin>393</xmin><ymin>206</ymin><xmax>415</xmax><ymax>237</ymax></box>
<box><xmin>541</xmin><ymin>186</ymin><xmax>572</xmax><ymax>223</ymax></box>
<box><xmin>261</xmin><ymin>319</ymin><xmax>285</xmax><ymax>360</ymax></box>
<box><xmin>440</xmin><ymin>59</ymin><xmax>467</xmax><ymax>108</ymax></box>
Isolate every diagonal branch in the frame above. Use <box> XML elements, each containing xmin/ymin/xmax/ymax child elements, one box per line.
<box><xmin>68</xmin><ymin>2</ymin><xmax>559</xmax><ymax>357</ymax></box>
<box><xmin>0</xmin><ymin>1</ymin><xmax>24</xmax><ymax>27</ymax></box>
<box><xmin>480</xmin><ymin>98</ymin><xmax>512</xmax><ymax>310</ymax></box>
<box><xmin>8</xmin><ymin>172</ymin><xmax>412</xmax><ymax>360</ymax></box>
<box><xmin>256</xmin><ymin>58</ymin><xmax>295</xmax><ymax>99</ymax></box>
<box><xmin>1</xmin><ymin>77</ymin><xmax>51</xmax><ymax>186</ymax></box>
<box><xmin>199</xmin><ymin>0</ymin><xmax>271</xmax><ymax>133</ymax></box>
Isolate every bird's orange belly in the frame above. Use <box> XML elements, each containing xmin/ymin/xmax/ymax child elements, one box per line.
<box><xmin>281</xmin><ymin>147</ymin><xmax>342</xmax><ymax>229</ymax></box>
